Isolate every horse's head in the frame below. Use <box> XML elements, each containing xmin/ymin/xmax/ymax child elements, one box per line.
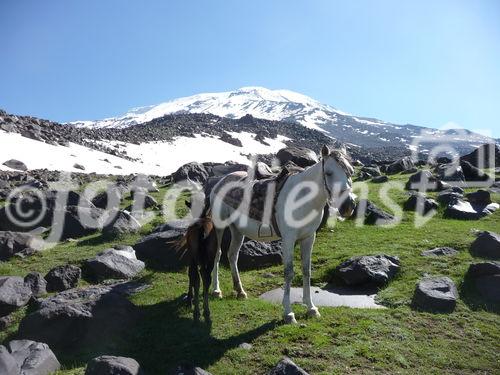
<box><xmin>320</xmin><ymin>145</ymin><xmax>356</xmax><ymax>218</ymax></box>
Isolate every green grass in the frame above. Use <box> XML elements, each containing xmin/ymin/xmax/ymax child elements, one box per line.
<box><xmin>1</xmin><ymin>175</ymin><xmax>499</xmax><ymax>374</ymax></box>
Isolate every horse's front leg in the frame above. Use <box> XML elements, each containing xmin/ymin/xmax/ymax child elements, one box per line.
<box><xmin>282</xmin><ymin>236</ymin><xmax>297</xmax><ymax>324</ymax></box>
<box><xmin>211</xmin><ymin>228</ymin><xmax>224</xmax><ymax>298</ymax></box>
<box><xmin>228</xmin><ymin>226</ymin><xmax>246</xmax><ymax>299</ymax></box>
<box><xmin>301</xmin><ymin>233</ymin><xmax>320</xmax><ymax>318</ymax></box>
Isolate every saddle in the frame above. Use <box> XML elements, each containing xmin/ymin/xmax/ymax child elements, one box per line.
<box><xmin>214</xmin><ymin>163</ymin><xmax>303</xmax><ymax>237</ymax></box>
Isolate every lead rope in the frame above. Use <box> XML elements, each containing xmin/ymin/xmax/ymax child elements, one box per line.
<box><xmin>322</xmin><ymin>158</ymin><xmax>333</xmax><ymax>202</ymax></box>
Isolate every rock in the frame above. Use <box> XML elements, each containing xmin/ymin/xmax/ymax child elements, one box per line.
<box><xmin>172</xmin><ymin>162</ymin><xmax>210</xmax><ymax>184</ymax></box>
<box><xmin>3</xmin><ymin>340</ymin><xmax>60</xmax><ymax>375</ymax></box>
<box><xmin>18</xmin><ymin>282</ymin><xmax>144</xmax><ymax>351</ymax></box>
<box><xmin>45</xmin><ymin>265</ymin><xmax>81</xmax><ymax>292</ymax></box>
<box><xmin>2</xmin><ymin>159</ymin><xmax>27</xmax><ymax>171</ymax></box>
<box><xmin>103</xmin><ymin>210</ymin><xmax>142</xmax><ymax>237</ymax></box>
<box><xmin>91</xmin><ymin>188</ymin><xmax>123</xmax><ymax>210</ymax></box>
<box><xmin>0</xmin><ymin>276</ymin><xmax>32</xmax><ymax>316</ymax></box>
<box><xmin>84</xmin><ymin>246</ymin><xmax>145</xmax><ymax>281</ymax></box>
<box><xmin>466</xmin><ymin>262</ymin><xmax>500</xmax><ymax>302</ymax></box>
<box><xmin>152</xmin><ymin>219</ymin><xmax>192</xmax><ymax>233</ymax></box>
<box><xmin>421</xmin><ymin>247</ymin><xmax>459</xmax><ymax>257</ymax></box>
<box><xmin>52</xmin><ymin>206</ymin><xmax>107</xmax><ymax>240</ymax></box>
<box><xmin>460</xmin><ymin>160</ymin><xmax>490</xmax><ymax>182</ymax></box>
<box><xmin>73</xmin><ymin>163</ymin><xmax>85</xmax><ymax>171</ymax></box>
<box><xmin>371</xmin><ymin>175</ymin><xmax>388</xmax><ymax>183</ymax></box>
<box><xmin>173</xmin><ymin>364</ymin><xmax>213</xmax><ymax>375</ymax></box>
<box><xmin>268</xmin><ymin>357</ymin><xmax>309</xmax><ymax>375</ymax></box>
<box><xmin>276</xmin><ymin>147</ymin><xmax>318</xmax><ymax>168</ymax></box>
<box><xmin>0</xmin><ymin>314</ymin><xmax>14</xmax><ymax>330</ymax></box>
<box><xmin>437</xmin><ymin>189</ymin><xmax>464</xmax><ymax>206</ymax></box>
<box><xmin>403</xmin><ymin>192</ymin><xmax>438</xmax><ymax>215</ymax></box>
<box><xmin>252</xmin><ymin>162</ymin><xmax>275</xmax><ymax>179</ymax></box>
<box><xmin>465</xmin><ymin>190</ymin><xmax>492</xmax><ymax>206</ymax></box>
<box><xmin>85</xmin><ymin>355</ymin><xmax>143</xmax><ymax>375</ymax></box>
<box><xmin>334</xmin><ymin>255</ymin><xmax>400</xmax><ymax>286</ymax></box>
<box><xmin>24</xmin><ymin>272</ymin><xmax>47</xmax><ymax>297</ymax></box>
<box><xmin>386</xmin><ymin>157</ymin><xmax>415</xmax><ymax>174</ymax></box>
<box><xmin>210</xmin><ymin>162</ymin><xmax>248</xmax><ymax>177</ymax></box>
<box><xmin>444</xmin><ymin>199</ymin><xmax>499</xmax><ymax>220</ymax></box>
<box><xmin>239</xmin><ymin>342</ymin><xmax>253</xmax><ymax>350</ymax></box>
<box><xmin>221</xmin><ymin>236</ymin><xmax>282</xmax><ymax>270</ymax></box>
<box><xmin>435</xmin><ymin>163</ymin><xmax>465</xmax><ymax>183</ymax></box>
<box><xmin>133</xmin><ymin>230</ymin><xmax>189</xmax><ymax>270</ymax></box>
<box><xmin>470</xmin><ymin>231</ymin><xmax>500</xmax><ymax>259</ymax></box>
<box><xmin>361</xmin><ymin>166</ymin><xmax>382</xmax><ymax>177</ymax></box>
<box><xmin>412</xmin><ymin>277</ymin><xmax>458</xmax><ymax>313</ymax></box>
<box><xmin>0</xmin><ymin>231</ymin><xmax>41</xmax><ymax>260</ymax></box>
<box><xmin>142</xmin><ymin>194</ymin><xmax>158</xmax><ymax>209</ymax></box>
<box><xmin>460</xmin><ymin>143</ymin><xmax>500</xmax><ymax>168</ymax></box>
<box><xmin>405</xmin><ymin>170</ymin><xmax>441</xmax><ymax>191</ymax></box>
<box><xmin>353</xmin><ymin>200</ymin><xmax>395</xmax><ymax>226</ymax></box>
<box><xmin>0</xmin><ymin>345</ymin><xmax>19</xmax><ymax>375</ymax></box>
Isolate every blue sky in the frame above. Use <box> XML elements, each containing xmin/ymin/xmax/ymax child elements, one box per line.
<box><xmin>1</xmin><ymin>0</ymin><xmax>499</xmax><ymax>137</ymax></box>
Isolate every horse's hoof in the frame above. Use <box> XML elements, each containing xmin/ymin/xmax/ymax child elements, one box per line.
<box><xmin>237</xmin><ymin>291</ymin><xmax>248</xmax><ymax>299</ymax></box>
<box><xmin>284</xmin><ymin>313</ymin><xmax>297</xmax><ymax>325</ymax></box>
<box><xmin>193</xmin><ymin>311</ymin><xmax>201</xmax><ymax>322</ymax></box>
<box><xmin>307</xmin><ymin>307</ymin><xmax>321</xmax><ymax>319</ymax></box>
<box><xmin>212</xmin><ymin>290</ymin><xmax>223</xmax><ymax>299</ymax></box>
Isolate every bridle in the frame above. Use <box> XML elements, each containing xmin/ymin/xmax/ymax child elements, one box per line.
<box><xmin>321</xmin><ymin>157</ymin><xmax>333</xmax><ymax>202</ymax></box>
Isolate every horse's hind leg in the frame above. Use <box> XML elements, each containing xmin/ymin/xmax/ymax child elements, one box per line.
<box><xmin>228</xmin><ymin>225</ymin><xmax>246</xmax><ymax>299</ymax></box>
<box><xmin>201</xmin><ymin>267</ymin><xmax>212</xmax><ymax>323</ymax></box>
<box><xmin>300</xmin><ymin>233</ymin><xmax>320</xmax><ymax>318</ymax></box>
<box><xmin>190</xmin><ymin>262</ymin><xmax>201</xmax><ymax>321</ymax></box>
<box><xmin>282</xmin><ymin>236</ymin><xmax>297</xmax><ymax>324</ymax></box>
<box><xmin>211</xmin><ymin>228</ymin><xmax>224</xmax><ymax>298</ymax></box>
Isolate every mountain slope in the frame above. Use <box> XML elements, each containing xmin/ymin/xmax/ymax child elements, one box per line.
<box><xmin>71</xmin><ymin>87</ymin><xmax>494</xmax><ymax>152</ymax></box>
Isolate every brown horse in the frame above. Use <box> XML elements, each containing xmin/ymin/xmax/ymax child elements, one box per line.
<box><xmin>176</xmin><ymin>216</ymin><xmax>218</xmax><ymax>322</ymax></box>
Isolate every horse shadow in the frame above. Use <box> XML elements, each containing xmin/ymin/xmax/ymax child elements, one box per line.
<box><xmin>51</xmin><ymin>295</ymin><xmax>279</xmax><ymax>374</ymax></box>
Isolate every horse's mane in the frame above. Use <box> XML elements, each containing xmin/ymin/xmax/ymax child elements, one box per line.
<box><xmin>328</xmin><ymin>148</ymin><xmax>354</xmax><ymax>177</ymax></box>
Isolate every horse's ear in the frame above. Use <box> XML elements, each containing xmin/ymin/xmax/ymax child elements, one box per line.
<box><xmin>339</xmin><ymin>143</ymin><xmax>347</xmax><ymax>154</ymax></box>
<box><xmin>321</xmin><ymin>145</ymin><xmax>330</xmax><ymax>158</ymax></box>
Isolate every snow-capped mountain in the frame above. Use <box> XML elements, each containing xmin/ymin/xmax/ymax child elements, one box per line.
<box><xmin>71</xmin><ymin>87</ymin><xmax>494</xmax><ymax>152</ymax></box>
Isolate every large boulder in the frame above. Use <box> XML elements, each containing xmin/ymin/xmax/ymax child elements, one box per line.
<box><xmin>405</xmin><ymin>170</ymin><xmax>441</xmax><ymax>191</ymax></box>
<box><xmin>465</xmin><ymin>190</ymin><xmax>492</xmax><ymax>206</ymax></box>
<box><xmin>172</xmin><ymin>162</ymin><xmax>210</xmax><ymax>184</ymax></box>
<box><xmin>84</xmin><ymin>246</ymin><xmax>145</xmax><ymax>281</ymax></box>
<box><xmin>334</xmin><ymin>255</ymin><xmax>400</xmax><ymax>286</ymax></box>
<box><xmin>0</xmin><ymin>276</ymin><xmax>32</xmax><ymax>316</ymax></box>
<box><xmin>268</xmin><ymin>357</ymin><xmax>309</xmax><ymax>375</ymax></box>
<box><xmin>460</xmin><ymin>143</ymin><xmax>500</xmax><ymax>168</ymax></box>
<box><xmin>465</xmin><ymin>262</ymin><xmax>500</xmax><ymax>302</ymax></box>
<box><xmin>18</xmin><ymin>282</ymin><xmax>144</xmax><ymax>351</ymax></box>
<box><xmin>403</xmin><ymin>192</ymin><xmax>438</xmax><ymax>215</ymax></box>
<box><xmin>133</xmin><ymin>230</ymin><xmax>189</xmax><ymax>270</ymax></box>
<box><xmin>276</xmin><ymin>147</ymin><xmax>318</xmax><ymax>168</ymax></box>
<box><xmin>353</xmin><ymin>200</ymin><xmax>395</xmax><ymax>226</ymax></box>
<box><xmin>221</xmin><ymin>235</ymin><xmax>282</xmax><ymax>270</ymax></box>
<box><xmin>85</xmin><ymin>355</ymin><xmax>144</xmax><ymax>375</ymax></box>
<box><xmin>91</xmin><ymin>187</ymin><xmax>123</xmax><ymax>210</ymax></box>
<box><xmin>103</xmin><ymin>210</ymin><xmax>141</xmax><ymax>237</ymax></box>
<box><xmin>470</xmin><ymin>231</ymin><xmax>500</xmax><ymax>259</ymax></box>
<box><xmin>444</xmin><ymin>200</ymin><xmax>499</xmax><ymax>220</ymax></box>
<box><xmin>437</xmin><ymin>189</ymin><xmax>464</xmax><ymax>206</ymax></box>
<box><xmin>412</xmin><ymin>277</ymin><xmax>458</xmax><ymax>313</ymax></box>
<box><xmin>360</xmin><ymin>166</ymin><xmax>382</xmax><ymax>177</ymax></box>
<box><xmin>45</xmin><ymin>265</ymin><xmax>81</xmax><ymax>292</ymax></box>
<box><xmin>0</xmin><ymin>340</ymin><xmax>61</xmax><ymax>375</ymax></box>
<box><xmin>52</xmin><ymin>206</ymin><xmax>108</xmax><ymax>240</ymax></box>
<box><xmin>2</xmin><ymin>159</ymin><xmax>27</xmax><ymax>171</ymax></box>
<box><xmin>386</xmin><ymin>157</ymin><xmax>415</xmax><ymax>174</ymax></box>
<box><xmin>435</xmin><ymin>163</ymin><xmax>465</xmax><ymax>184</ymax></box>
<box><xmin>371</xmin><ymin>175</ymin><xmax>388</xmax><ymax>183</ymax></box>
<box><xmin>0</xmin><ymin>231</ymin><xmax>41</xmax><ymax>260</ymax></box>
<box><xmin>460</xmin><ymin>160</ymin><xmax>490</xmax><ymax>182</ymax></box>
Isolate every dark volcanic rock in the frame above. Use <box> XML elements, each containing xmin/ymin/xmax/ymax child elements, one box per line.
<box><xmin>18</xmin><ymin>282</ymin><xmax>144</xmax><ymax>351</ymax></box>
<box><xmin>85</xmin><ymin>355</ymin><xmax>144</xmax><ymax>375</ymax></box>
<box><xmin>221</xmin><ymin>237</ymin><xmax>282</xmax><ymax>270</ymax></box>
<box><xmin>0</xmin><ymin>276</ymin><xmax>32</xmax><ymax>316</ymax></box>
<box><xmin>103</xmin><ymin>210</ymin><xmax>141</xmax><ymax>237</ymax></box>
<box><xmin>405</xmin><ymin>170</ymin><xmax>441</xmax><ymax>191</ymax></box>
<box><xmin>421</xmin><ymin>247</ymin><xmax>458</xmax><ymax>257</ymax></box>
<box><xmin>465</xmin><ymin>262</ymin><xmax>500</xmax><ymax>303</ymax></box>
<box><xmin>412</xmin><ymin>277</ymin><xmax>458</xmax><ymax>313</ymax></box>
<box><xmin>466</xmin><ymin>190</ymin><xmax>492</xmax><ymax>206</ymax></box>
<box><xmin>0</xmin><ymin>340</ymin><xmax>61</xmax><ymax>375</ymax></box>
<box><xmin>437</xmin><ymin>189</ymin><xmax>464</xmax><ymax>206</ymax></box>
<box><xmin>276</xmin><ymin>147</ymin><xmax>318</xmax><ymax>168</ymax></box>
<box><xmin>386</xmin><ymin>157</ymin><xmax>414</xmax><ymax>174</ymax></box>
<box><xmin>470</xmin><ymin>231</ymin><xmax>500</xmax><ymax>259</ymax></box>
<box><xmin>0</xmin><ymin>231</ymin><xmax>40</xmax><ymax>260</ymax></box>
<box><xmin>45</xmin><ymin>265</ymin><xmax>81</xmax><ymax>292</ymax></box>
<box><xmin>268</xmin><ymin>357</ymin><xmax>309</xmax><ymax>375</ymax></box>
<box><xmin>24</xmin><ymin>272</ymin><xmax>47</xmax><ymax>297</ymax></box>
<box><xmin>444</xmin><ymin>199</ymin><xmax>499</xmax><ymax>220</ymax></box>
<box><xmin>353</xmin><ymin>200</ymin><xmax>395</xmax><ymax>226</ymax></box>
<box><xmin>2</xmin><ymin>159</ymin><xmax>28</xmax><ymax>171</ymax></box>
<box><xmin>52</xmin><ymin>205</ymin><xmax>108</xmax><ymax>240</ymax></box>
<box><xmin>334</xmin><ymin>255</ymin><xmax>400</xmax><ymax>286</ymax></box>
<box><xmin>172</xmin><ymin>162</ymin><xmax>210</xmax><ymax>184</ymax></box>
<box><xmin>460</xmin><ymin>160</ymin><xmax>491</xmax><ymax>182</ymax></box>
<box><xmin>173</xmin><ymin>364</ymin><xmax>213</xmax><ymax>375</ymax></box>
<box><xmin>460</xmin><ymin>143</ymin><xmax>500</xmax><ymax>168</ymax></box>
<box><xmin>435</xmin><ymin>163</ymin><xmax>465</xmax><ymax>183</ymax></box>
<box><xmin>403</xmin><ymin>192</ymin><xmax>438</xmax><ymax>215</ymax></box>
<box><xmin>371</xmin><ymin>175</ymin><xmax>388</xmax><ymax>183</ymax></box>
<box><xmin>133</xmin><ymin>230</ymin><xmax>189</xmax><ymax>270</ymax></box>
<box><xmin>84</xmin><ymin>246</ymin><xmax>145</xmax><ymax>281</ymax></box>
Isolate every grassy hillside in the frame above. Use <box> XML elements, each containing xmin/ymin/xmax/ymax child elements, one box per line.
<box><xmin>1</xmin><ymin>172</ymin><xmax>499</xmax><ymax>374</ymax></box>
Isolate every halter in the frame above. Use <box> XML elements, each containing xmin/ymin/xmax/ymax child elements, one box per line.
<box><xmin>321</xmin><ymin>158</ymin><xmax>333</xmax><ymax>202</ymax></box>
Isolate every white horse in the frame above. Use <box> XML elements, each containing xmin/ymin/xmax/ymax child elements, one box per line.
<box><xmin>208</xmin><ymin>145</ymin><xmax>355</xmax><ymax>324</ymax></box>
